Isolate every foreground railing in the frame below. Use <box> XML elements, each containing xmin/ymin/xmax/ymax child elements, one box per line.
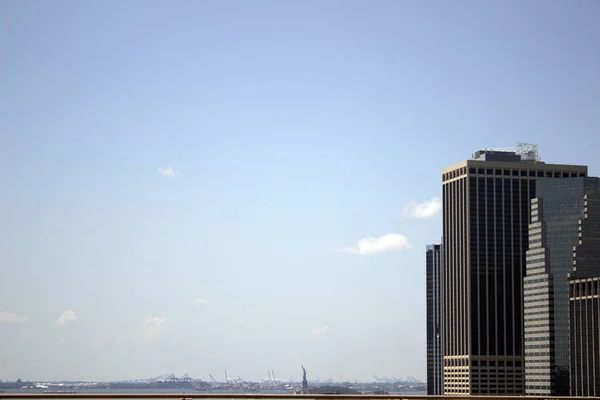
<box><xmin>1</xmin><ymin>394</ymin><xmax>599</xmax><ymax>400</ymax></box>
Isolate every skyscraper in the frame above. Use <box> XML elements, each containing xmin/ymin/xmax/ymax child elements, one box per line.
<box><xmin>523</xmin><ymin>177</ymin><xmax>600</xmax><ymax>395</ymax></box>
<box><xmin>426</xmin><ymin>244</ymin><xmax>443</xmax><ymax>395</ymax></box>
<box><xmin>441</xmin><ymin>145</ymin><xmax>587</xmax><ymax>395</ymax></box>
<box><xmin>569</xmin><ymin>191</ymin><xmax>600</xmax><ymax>397</ymax></box>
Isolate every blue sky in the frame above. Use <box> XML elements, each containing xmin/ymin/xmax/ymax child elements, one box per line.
<box><xmin>1</xmin><ymin>0</ymin><xmax>599</xmax><ymax>382</ymax></box>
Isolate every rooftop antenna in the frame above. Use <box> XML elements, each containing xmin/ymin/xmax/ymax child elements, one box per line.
<box><xmin>480</xmin><ymin>142</ymin><xmax>541</xmax><ymax>162</ymax></box>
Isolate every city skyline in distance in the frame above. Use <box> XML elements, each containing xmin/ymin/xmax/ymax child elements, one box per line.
<box><xmin>0</xmin><ymin>372</ymin><xmax>425</xmax><ymax>384</ymax></box>
<box><xmin>2</xmin><ymin>0</ymin><xmax>600</xmax><ymax>383</ymax></box>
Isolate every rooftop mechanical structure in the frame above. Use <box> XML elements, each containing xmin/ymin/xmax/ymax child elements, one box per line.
<box><xmin>474</xmin><ymin>142</ymin><xmax>540</xmax><ymax>162</ymax></box>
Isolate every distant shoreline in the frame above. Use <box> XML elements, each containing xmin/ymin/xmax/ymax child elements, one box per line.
<box><xmin>0</xmin><ymin>388</ymin><xmax>427</xmax><ymax>396</ymax></box>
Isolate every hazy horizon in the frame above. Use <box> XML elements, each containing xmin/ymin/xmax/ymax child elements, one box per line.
<box><xmin>0</xmin><ymin>375</ymin><xmax>421</xmax><ymax>384</ymax></box>
<box><xmin>1</xmin><ymin>0</ymin><xmax>599</xmax><ymax>383</ymax></box>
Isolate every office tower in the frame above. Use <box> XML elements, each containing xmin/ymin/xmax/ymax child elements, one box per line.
<box><xmin>569</xmin><ymin>192</ymin><xmax>600</xmax><ymax>397</ymax></box>
<box><xmin>524</xmin><ymin>177</ymin><xmax>600</xmax><ymax>396</ymax></box>
<box><xmin>426</xmin><ymin>244</ymin><xmax>443</xmax><ymax>395</ymax></box>
<box><xmin>441</xmin><ymin>144</ymin><xmax>587</xmax><ymax>395</ymax></box>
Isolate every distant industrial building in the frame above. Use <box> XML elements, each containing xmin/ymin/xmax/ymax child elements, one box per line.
<box><xmin>523</xmin><ymin>177</ymin><xmax>600</xmax><ymax>395</ymax></box>
<box><xmin>569</xmin><ymin>191</ymin><xmax>600</xmax><ymax>397</ymax></box>
<box><xmin>441</xmin><ymin>143</ymin><xmax>587</xmax><ymax>395</ymax></box>
<box><xmin>426</xmin><ymin>244</ymin><xmax>443</xmax><ymax>395</ymax></box>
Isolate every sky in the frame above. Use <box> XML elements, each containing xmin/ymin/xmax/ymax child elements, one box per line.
<box><xmin>1</xmin><ymin>0</ymin><xmax>599</xmax><ymax>383</ymax></box>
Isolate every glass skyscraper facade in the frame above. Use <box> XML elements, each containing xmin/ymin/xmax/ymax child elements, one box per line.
<box><xmin>426</xmin><ymin>244</ymin><xmax>443</xmax><ymax>395</ymax></box>
<box><xmin>569</xmin><ymin>191</ymin><xmax>600</xmax><ymax>396</ymax></box>
<box><xmin>524</xmin><ymin>177</ymin><xmax>600</xmax><ymax>395</ymax></box>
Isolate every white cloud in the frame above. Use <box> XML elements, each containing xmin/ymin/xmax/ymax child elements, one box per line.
<box><xmin>145</xmin><ymin>316</ymin><xmax>166</xmax><ymax>327</ymax></box>
<box><xmin>157</xmin><ymin>166</ymin><xmax>176</xmax><ymax>178</ymax></box>
<box><xmin>139</xmin><ymin>316</ymin><xmax>168</xmax><ymax>341</ymax></box>
<box><xmin>55</xmin><ymin>310</ymin><xmax>77</xmax><ymax>326</ymax></box>
<box><xmin>340</xmin><ymin>233</ymin><xmax>412</xmax><ymax>255</ymax></box>
<box><xmin>402</xmin><ymin>197</ymin><xmax>441</xmax><ymax>218</ymax></box>
<box><xmin>194</xmin><ymin>298</ymin><xmax>208</xmax><ymax>306</ymax></box>
<box><xmin>101</xmin><ymin>317</ymin><xmax>169</xmax><ymax>344</ymax></box>
<box><xmin>112</xmin><ymin>333</ymin><xmax>126</xmax><ymax>344</ymax></box>
<box><xmin>0</xmin><ymin>310</ymin><xmax>26</xmax><ymax>324</ymax></box>
<box><xmin>312</xmin><ymin>326</ymin><xmax>329</xmax><ymax>336</ymax></box>
<box><xmin>238</xmin><ymin>318</ymin><xmax>247</xmax><ymax>324</ymax></box>
<box><xmin>20</xmin><ymin>327</ymin><xmax>33</xmax><ymax>339</ymax></box>
<box><xmin>98</xmin><ymin>332</ymin><xmax>125</xmax><ymax>344</ymax></box>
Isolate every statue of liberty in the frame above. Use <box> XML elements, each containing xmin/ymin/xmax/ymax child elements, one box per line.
<box><xmin>301</xmin><ymin>366</ymin><xmax>308</xmax><ymax>393</ymax></box>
